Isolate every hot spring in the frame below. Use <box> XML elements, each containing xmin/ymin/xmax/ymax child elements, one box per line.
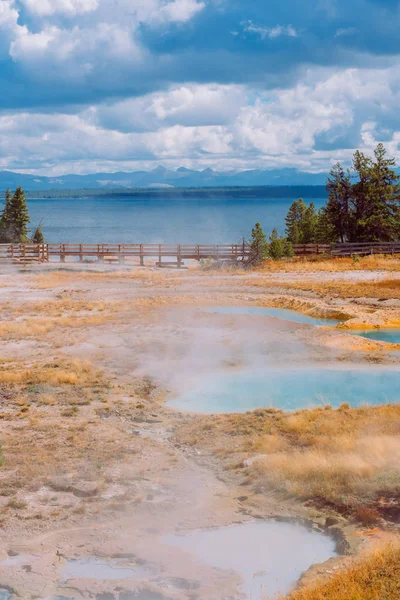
<box><xmin>168</xmin><ymin>366</ymin><xmax>400</xmax><ymax>413</ymax></box>
<box><xmin>165</xmin><ymin>521</ymin><xmax>337</xmax><ymax>599</ymax></box>
<box><xmin>348</xmin><ymin>328</ymin><xmax>400</xmax><ymax>344</ymax></box>
<box><xmin>204</xmin><ymin>306</ymin><xmax>342</xmax><ymax>327</ymax></box>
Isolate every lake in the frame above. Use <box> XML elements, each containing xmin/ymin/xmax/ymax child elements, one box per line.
<box><xmin>24</xmin><ymin>196</ymin><xmax>327</xmax><ymax>243</ymax></box>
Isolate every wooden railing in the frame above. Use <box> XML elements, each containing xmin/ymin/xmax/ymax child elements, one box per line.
<box><xmin>0</xmin><ymin>243</ymin><xmax>250</xmax><ymax>265</ymax></box>
<box><xmin>0</xmin><ymin>241</ymin><xmax>400</xmax><ymax>264</ymax></box>
<box><xmin>293</xmin><ymin>242</ymin><xmax>400</xmax><ymax>257</ymax></box>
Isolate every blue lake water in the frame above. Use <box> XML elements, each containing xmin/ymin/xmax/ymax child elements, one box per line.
<box><xmin>204</xmin><ymin>306</ymin><xmax>342</xmax><ymax>327</ymax></box>
<box><xmin>22</xmin><ymin>196</ymin><xmax>327</xmax><ymax>243</ymax></box>
<box><xmin>165</xmin><ymin>521</ymin><xmax>337</xmax><ymax>600</ymax></box>
<box><xmin>168</xmin><ymin>367</ymin><xmax>400</xmax><ymax>413</ymax></box>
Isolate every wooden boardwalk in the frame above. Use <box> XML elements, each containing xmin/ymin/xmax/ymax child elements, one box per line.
<box><xmin>1</xmin><ymin>241</ymin><xmax>400</xmax><ymax>265</ymax></box>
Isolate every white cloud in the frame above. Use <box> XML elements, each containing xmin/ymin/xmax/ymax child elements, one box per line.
<box><xmin>335</xmin><ymin>27</ymin><xmax>356</xmax><ymax>38</ymax></box>
<box><xmin>0</xmin><ymin>0</ymin><xmax>19</xmax><ymax>27</ymax></box>
<box><xmin>158</xmin><ymin>0</ymin><xmax>205</xmax><ymax>23</ymax></box>
<box><xmin>243</xmin><ymin>21</ymin><xmax>298</xmax><ymax>40</ymax></box>
<box><xmin>0</xmin><ymin>1</ymin><xmax>27</xmax><ymax>55</ymax></box>
<box><xmin>94</xmin><ymin>84</ymin><xmax>247</xmax><ymax>131</ymax></box>
<box><xmin>1</xmin><ymin>66</ymin><xmax>400</xmax><ymax>174</ymax></box>
<box><xmin>18</xmin><ymin>0</ymin><xmax>204</xmax><ymax>23</ymax></box>
<box><xmin>19</xmin><ymin>0</ymin><xmax>99</xmax><ymax>17</ymax></box>
<box><xmin>10</xmin><ymin>23</ymin><xmax>143</xmax><ymax>79</ymax></box>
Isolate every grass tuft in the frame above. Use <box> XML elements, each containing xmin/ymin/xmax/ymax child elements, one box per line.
<box><xmin>284</xmin><ymin>542</ymin><xmax>400</xmax><ymax>600</ymax></box>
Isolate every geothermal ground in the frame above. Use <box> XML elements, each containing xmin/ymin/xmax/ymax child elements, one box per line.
<box><xmin>0</xmin><ymin>257</ymin><xmax>399</xmax><ymax>599</ymax></box>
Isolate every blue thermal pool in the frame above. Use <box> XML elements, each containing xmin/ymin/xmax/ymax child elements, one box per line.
<box><xmin>168</xmin><ymin>367</ymin><xmax>400</xmax><ymax>413</ymax></box>
<box><xmin>347</xmin><ymin>328</ymin><xmax>400</xmax><ymax>344</ymax></box>
<box><xmin>165</xmin><ymin>521</ymin><xmax>337</xmax><ymax>600</ymax></box>
<box><xmin>204</xmin><ymin>306</ymin><xmax>341</xmax><ymax>327</ymax></box>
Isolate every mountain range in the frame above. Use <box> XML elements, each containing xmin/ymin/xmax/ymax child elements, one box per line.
<box><xmin>0</xmin><ymin>167</ymin><xmax>329</xmax><ymax>191</ymax></box>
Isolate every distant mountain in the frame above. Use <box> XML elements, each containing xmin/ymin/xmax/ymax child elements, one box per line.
<box><xmin>0</xmin><ymin>167</ymin><xmax>329</xmax><ymax>192</ymax></box>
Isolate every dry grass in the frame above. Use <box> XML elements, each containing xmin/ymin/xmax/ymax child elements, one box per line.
<box><xmin>284</xmin><ymin>542</ymin><xmax>400</xmax><ymax>600</ymax></box>
<box><xmin>176</xmin><ymin>405</ymin><xmax>400</xmax><ymax>518</ymax></box>
<box><xmin>32</xmin><ymin>268</ymin><xmax>176</xmax><ymax>289</ymax></box>
<box><xmin>255</xmin><ymin>255</ymin><xmax>400</xmax><ymax>273</ymax></box>
<box><xmin>0</xmin><ymin>358</ymin><xmax>99</xmax><ymax>386</ymax></box>
<box><xmin>279</xmin><ymin>277</ymin><xmax>400</xmax><ymax>301</ymax></box>
<box><xmin>0</xmin><ymin>314</ymin><xmax>117</xmax><ymax>340</ymax></box>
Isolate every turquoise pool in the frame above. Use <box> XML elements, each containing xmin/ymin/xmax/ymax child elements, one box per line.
<box><xmin>168</xmin><ymin>366</ymin><xmax>400</xmax><ymax>413</ymax></box>
<box><xmin>348</xmin><ymin>328</ymin><xmax>400</xmax><ymax>344</ymax></box>
<box><xmin>204</xmin><ymin>306</ymin><xmax>341</xmax><ymax>327</ymax></box>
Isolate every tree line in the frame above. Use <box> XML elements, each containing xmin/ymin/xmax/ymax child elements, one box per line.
<box><xmin>251</xmin><ymin>143</ymin><xmax>400</xmax><ymax>260</ymax></box>
<box><xmin>0</xmin><ymin>187</ymin><xmax>43</xmax><ymax>244</ymax></box>
<box><xmin>286</xmin><ymin>143</ymin><xmax>400</xmax><ymax>245</ymax></box>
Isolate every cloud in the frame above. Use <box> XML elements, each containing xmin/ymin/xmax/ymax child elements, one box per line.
<box><xmin>1</xmin><ymin>65</ymin><xmax>400</xmax><ymax>175</ymax></box>
<box><xmin>94</xmin><ymin>84</ymin><xmax>247</xmax><ymax>132</ymax></box>
<box><xmin>242</xmin><ymin>21</ymin><xmax>298</xmax><ymax>40</ymax></box>
<box><xmin>157</xmin><ymin>0</ymin><xmax>205</xmax><ymax>23</ymax></box>
<box><xmin>335</xmin><ymin>27</ymin><xmax>356</xmax><ymax>37</ymax></box>
<box><xmin>19</xmin><ymin>0</ymin><xmax>99</xmax><ymax>17</ymax></box>
<box><xmin>2</xmin><ymin>0</ymin><xmax>400</xmax><ymax>173</ymax></box>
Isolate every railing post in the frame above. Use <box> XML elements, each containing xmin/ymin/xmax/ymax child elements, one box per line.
<box><xmin>158</xmin><ymin>244</ymin><xmax>162</xmax><ymax>267</ymax></box>
<box><xmin>140</xmin><ymin>244</ymin><xmax>144</xmax><ymax>266</ymax></box>
<box><xmin>79</xmin><ymin>244</ymin><xmax>83</xmax><ymax>262</ymax></box>
<box><xmin>118</xmin><ymin>244</ymin><xmax>124</xmax><ymax>264</ymax></box>
<box><xmin>177</xmin><ymin>244</ymin><xmax>182</xmax><ymax>268</ymax></box>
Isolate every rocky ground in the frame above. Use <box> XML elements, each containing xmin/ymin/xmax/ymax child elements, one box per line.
<box><xmin>0</xmin><ymin>260</ymin><xmax>398</xmax><ymax>599</ymax></box>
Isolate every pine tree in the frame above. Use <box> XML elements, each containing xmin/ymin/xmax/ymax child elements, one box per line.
<box><xmin>325</xmin><ymin>163</ymin><xmax>353</xmax><ymax>242</ymax></box>
<box><xmin>268</xmin><ymin>228</ymin><xmax>294</xmax><ymax>260</ymax></box>
<box><xmin>0</xmin><ymin>188</ymin><xmax>13</xmax><ymax>243</ymax></box>
<box><xmin>250</xmin><ymin>222</ymin><xmax>268</xmax><ymax>263</ymax></box>
<box><xmin>285</xmin><ymin>199</ymin><xmax>307</xmax><ymax>243</ymax></box>
<box><xmin>7</xmin><ymin>187</ymin><xmax>30</xmax><ymax>243</ymax></box>
<box><xmin>315</xmin><ymin>207</ymin><xmax>336</xmax><ymax>243</ymax></box>
<box><xmin>32</xmin><ymin>224</ymin><xmax>44</xmax><ymax>244</ymax></box>
<box><xmin>301</xmin><ymin>202</ymin><xmax>318</xmax><ymax>243</ymax></box>
<box><xmin>356</xmin><ymin>143</ymin><xmax>400</xmax><ymax>241</ymax></box>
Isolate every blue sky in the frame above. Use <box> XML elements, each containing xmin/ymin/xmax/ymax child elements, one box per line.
<box><xmin>1</xmin><ymin>0</ymin><xmax>400</xmax><ymax>175</ymax></box>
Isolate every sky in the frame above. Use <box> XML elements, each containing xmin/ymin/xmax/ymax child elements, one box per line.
<box><xmin>1</xmin><ymin>0</ymin><xmax>400</xmax><ymax>175</ymax></box>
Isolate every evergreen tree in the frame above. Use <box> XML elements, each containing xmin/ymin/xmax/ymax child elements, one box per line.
<box><xmin>268</xmin><ymin>228</ymin><xmax>294</xmax><ymax>260</ymax></box>
<box><xmin>0</xmin><ymin>188</ymin><xmax>13</xmax><ymax>242</ymax></box>
<box><xmin>285</xmin><ymin>198</ymin><xmax>307</xmax><ymax>243</ymax></box>
<box><xmin>315</xmin><ymin>207</ymin><xmax>336</xmax><ymax>243</ymax></box>
<box><xmin>32</xmin><ymin>223</ymin><xmax>44</xmax><ymax>244</ymax></box>
<box><xmin>351</xmin><ymin>150</ymin><xmax>374</xmax><ymax>242</ymax></box>
<box><xmin>301</xmin><ymin>202</ymin><xmax>318</xmax><ymax>243</ymax></box>
<box><xmin>325</xmin><ymin>163</ymin><xmax>353</xmax><ymax>242</ymax></box>
<box><xmin>355</xmin><ymin>143</ymin><xmax>400</xmax><ymax>241</ymax></box>
<box><xmin>5</xmin><ymin>187</ymin><xmax>30</xmax><ymax>243</ymax></box>
<box><xmin>250</xmin><ymin>222</ymin><xmax>268</xmax><ymax>263</ymax></box>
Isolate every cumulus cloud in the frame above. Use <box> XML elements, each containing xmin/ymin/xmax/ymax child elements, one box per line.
<box><xmin>2</xmin><ymin>0</ymin><xmax>400</xmax><ymax>173</ymax></box>
<box><xmin>1</xmin><ymin>66</ymin><xmax>400</xmax><ymax>175</ymax></box>
<box><xmin>94</xmin><ymin>84</ymin><xmax>247</xmax><ymax>132</ymax></box>
<box><xmin>157</xmin><ymin>0</ymin><xmax>205</xmax><ymax>23</ymax></box>
<box><xmin>19</xmin><ymin>0</ymin><xmax>99</xmax><ymax>17</ymax></box>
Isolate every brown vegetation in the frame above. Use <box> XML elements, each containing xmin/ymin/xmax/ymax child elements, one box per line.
<box><xmin>284</xmin><ymin>542</ymin><xmax>400</xmax><ymax>600</ymax></box>
<box><xmin>255</xmin><ymin>255</ymin><xmax>400</xmax><ymax>273</ymax></box>
<box><xmin>176</xmin><ymin>404</ymin><xmax>400</xmax><ymax>520</ymax></box>
<box><xmin>279</xmin><ymin>277</ymin><xmax>400</xmax><ymax>301</ymax></box>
